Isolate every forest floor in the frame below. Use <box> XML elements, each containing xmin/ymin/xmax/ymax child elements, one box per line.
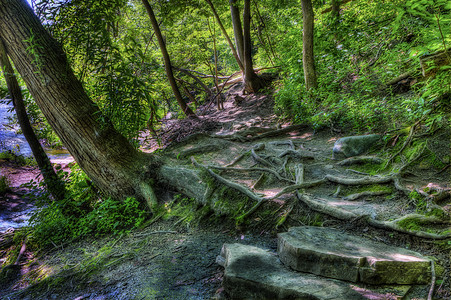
<box><xmin>0</xmin><ymin>84</ymin><xmax>450</xmax><ymax>299</ymax></box>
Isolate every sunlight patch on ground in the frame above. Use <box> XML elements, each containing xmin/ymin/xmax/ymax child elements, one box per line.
<box><xmin>328</xmin><ymin>137</ymin><xmax>338</xmax><ymax>143</ymax></box>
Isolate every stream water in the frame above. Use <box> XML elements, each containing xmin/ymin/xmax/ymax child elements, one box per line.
<box><xmin>0</xmin><ymin>99</ymin><xmax>72</xmax><ymax>232</ymax></box>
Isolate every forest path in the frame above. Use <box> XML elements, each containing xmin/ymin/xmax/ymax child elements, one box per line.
<box><xmin>1</xmin><ymin>85</ymin><xmax>450</xmax><ymax>299</ymax></box>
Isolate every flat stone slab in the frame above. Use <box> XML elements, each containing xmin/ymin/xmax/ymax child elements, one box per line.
<box><xmin>218</xmin><ymin>243</ymin><xmax>412</xmax><ymax>300</ymax></box>
<box><xmin>278</xmin><ymin>226</ymin><xmax>431</xmax><ymax>284</ymax></box>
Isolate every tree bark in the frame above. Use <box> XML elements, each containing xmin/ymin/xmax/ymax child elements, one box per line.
<box><xmin>331</xmin><ymin>0</ymin><xmax>340</xmax><ymax>21</ymax></box>
<box><xmin>0</xmin><ymin>0</ymin><xmax>158</xmax><ymax>207</ymax></box>
<box><xmin>205</xmin><ymin>0</ymin><xmax>244</xmax><ymax>73</ymax></box>
<box><xmin>229</xmin><ymin>0</ymin><xmax>244</xmax><ymax>62</ymax></box>
<box><xmin>301</xmin><ymin>0</ymin><xmax>317</xmax><ymax>90</ymax></box>
<box><xmin>242</xmin><ymin>0</ymin><xmax>264</xmax><ymax>93</ymax></box>
<box><xmin>141</xmin><ymin>0</ymin><xmax>195</xmax><ymax>117</ymax></box>
<box><xmin>0</xmin><ymin>40</ymin><xmax>66</xmax><ymax>200</ymax></box>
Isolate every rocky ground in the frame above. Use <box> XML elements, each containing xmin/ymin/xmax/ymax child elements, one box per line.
<box><xmin>0</xmin><ymin>84</ymin><xmax>450</xmax><ymax>299</ymax></box>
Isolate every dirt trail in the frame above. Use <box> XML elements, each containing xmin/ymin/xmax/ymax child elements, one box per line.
<box><xmin>1</xmin><ymin>85</ymin><xmax>450</xmax><ymax>299</ymax></box>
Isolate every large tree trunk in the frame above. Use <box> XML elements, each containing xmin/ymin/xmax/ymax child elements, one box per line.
<box><xmin>301</xmin><ymin>0</ymin><xmax>317</xmax><ymax>90</ymax></box>
<box><xmin>229</xmin><ymin>0</ymin><xmax>244</xmax><ymax>62</ymax></box>
<box><xmin>205</xmin><ymin>0</ymin><xmax>244</xmax><ymax>73</ymax></box>
<box><xmin>0</xmin><ymin>0</ymin><xmax>158</xmax><ymax>207</ymax></box>
<box><xmin>0</xmin><ymin>40</ymin><xmax>66</xmax><ymax>200</ymax></box>
<box><xmin>141</xmin><ymin>0</ymin><xmax>195</xmax><ymax>117</ymax></box>
<box><xmin>242</xmin><ymin>0</ymin><xmax>264</xmax><ymax>93</ymax></box>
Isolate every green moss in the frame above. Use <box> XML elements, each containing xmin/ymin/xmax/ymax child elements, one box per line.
<box><xmin>347</xmin><ymin>162</ymin><xmax>384</xmax><ymax>175</ymax></box>
<box><xmin>344</xmin><ymin>184</ymin><xmax>392</xmax><ymax>197</ymax></box>
<box><xmin>0</xmin><ymin>151</ymin><xmax>35</xmax><ymax>166</ymax></box>
<box><xmin>397</xmin><ymin>217</ymin><xmax>422</xmax><ymax>231</ymax></box>
<box><xmin>426</xmin><ymin>208</ymin><xmax>448</xmax><ymax>219</ymax></box>
<box><xmin>212</xmin><ymin>185</ymin><xmax>251</xmax><ymax>219</ymax></box>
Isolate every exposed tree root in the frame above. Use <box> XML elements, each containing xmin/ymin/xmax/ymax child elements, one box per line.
<box><xmin>14</xmin><ymin>236</ymin><xmax>27</xmax><ymax>265</ymax></box>
<box><xmin>279</xmin><ymin>149</ymin><xmax>315</xmax><ymax>160</ymax></box>
<box><xmin>225</xmin><ymin>151</ymin><xmax>249</xmax><ymax>167</ymax></box>
<box><xmin>218</xmin><ymin>124</ymin><xmax>307</xmax><ymax>142</ymax></box>
<box><xmin>326</xmin><ymin>173</ymin><xmax>412</xmax><ymax>197</ymax></box>
<box><xmin>345</xmin><ymin>169</ymin><xmax>376</xmax><ymax>176</ymax></box>
<box><xmin>276</xmin><ymin>201</ymin><xmax>296</xmax><ymax>230</ymax></box>
<box><xmin>191</xmin><ymin>157</ymin><xmax>263</xmax><ymax>203</ymax></box>
<box><xmin>337</xmin><ymin>156</ymin><xmax>384</xmax><ymax>166</ymax></box>
<box><xmin>332</xmin><ymin>185</ymin><xmax>341</xmax><ymax>198</ymax></box>
<box><xmin>178</xmin><ymin>144</ymin><xmax>223</xmax><ymax>159</ymax></box>
<box><xmin>207</xmin><ymin>165</ymin><xmax>294</xmax><ymax>183</ymax></box>
<box><xmin>296</xmin><ymin>192</ymin><xmax>357</xmax><ymax>220</ymax></box>
<box><xmin>392</xmin><ymin>175</ymin><xmax>411</xmax><ymax>196</ymax></box>
<box><xmin>325</xmin><ymin>174</ymin><xmax>393</xmax><ymax>185</ymax></box>
<box><xmin>296</xmin><ymin>191</ymin><xmax>451</xmax><ymax>239</ymax></box>
<box><xmin>367</xmin><ymin>216</ymin><xmax>451</xmax><ymax>239</ymax></box>
<box><xmin>343</xmin><ymin>190</ymin><xmax>391</xmax><ymax>201</ymax></box>
<box><xmin>397</xmin><ymin>141</ymin><xmax>428</xmax><ymax>174</ymax></box>
<box><xmin>269</xmin><ymin>140</ymin><xmax>295</xmax><ymax>150</ymax></box>
<box><xmin>252</xmin><ymin>173</ymin><xmax>266</xmax><ymax>189</ymax></box>
<box><xmin>251</xmin><ymin>148</ymin><xmax>275</xmax><ymax>168</ymax></box>
<box><xmin>384</xmin><ymin>116</ymin><xmax>433</xmax><ymax>169</ymax></box>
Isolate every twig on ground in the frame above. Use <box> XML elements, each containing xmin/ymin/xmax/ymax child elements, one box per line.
<box><xmin>332</xmin><ymin>185</ymin><xmax>341</xmax><ymax>197</ymax></box>
<box><xmin>398</xmin><ymin>141</ymin><xmax>428</xmax><ymax>174</ymax></box>
<box><xmin>427</xmin><ymin>260</ymin><xmax>436</xmax><ymax>300</ymax></box>
<box><xmin>14</xmin><ymin>236</ymin><xmax>27</xmax><ymax>265</ymax></box>
<box><xmin>384</xmin><ymin>116</ymin><xmax>429</xmax><ymax>168</ymax></box>
<box><xmin>134</xmin><ymin>231</ymin><xmax>178</xmax><ymax>237</ymax></box>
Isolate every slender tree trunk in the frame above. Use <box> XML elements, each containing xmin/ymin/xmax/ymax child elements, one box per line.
<box><xmin>205</xmin><ymin>0</ymin><xmax>244</xmax><ymax>73</ymax></box>
<box><xmin>141</xmin><ymin>0</ymin><xmax>195</xmax><ymax>117</ymax></box>
<box><xmin>301</xmin><ymin>0</ymin><xmax>317</xmax><ymax>90</ymax></box>
<box><xmin>242</xmin><ymin>0</ymin><xmax>264</xmax><ymax>93</ymax></box>
<box><xmin>229</xmin><ymin>0</ymin><xmax>244</xmax><ymax>62</ymax></box>
<box><xmin>0</xmin><ymin>0</ymin><xmax>158</xmax><ymax>207</ymax></box>
<box><xmin>331</xmin><ymin>0</ymin><xmax>340</xmax><ymax>21</ymax></box>
<box><xmin>0</xmin><ymin>40</ymin><xmax>66</xmax><ymax>200</ymax></box>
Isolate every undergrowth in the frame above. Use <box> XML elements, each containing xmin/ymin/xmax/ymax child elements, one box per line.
<box><xmin>274</xmin><ymin>0</ymin><xmax>450</xmax><ymax>133</ymax></box>
<box><xmin>26</xmin><ymin>164</ymin><xmax>148</xmax><ymax>250</ymax></box>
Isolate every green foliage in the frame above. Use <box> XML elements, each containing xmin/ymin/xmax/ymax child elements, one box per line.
<box><xmin>0</xmin><ymin>175</ymin><xmax>11</xmax><ymax>194</ymax></box>
<box><xmin>0</xmin><ymin>150</ymin><xmax>36</xmax><ymax>166</ymax></box>
<box><xmin>23</xmin><ymin>29</ymin><xmax>44</xmax><ymax>75</ymax></box>
<box><xmin>274</xmin><ymin>0</ymin><xmax>450</xmax><ymax>132</ymax></box>
<box><xmin>28</xmin><ymin>164</ymin><xmax>147</xmax><ymax>249</ymax></box>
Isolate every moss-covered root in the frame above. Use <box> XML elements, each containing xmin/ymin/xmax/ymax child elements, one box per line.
<box><xmin>296</xmin><ymin>192</ymin><xmax>451</xmax><ymax>240</ymax></box>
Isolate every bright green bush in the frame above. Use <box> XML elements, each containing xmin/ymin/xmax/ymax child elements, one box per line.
<box><xmin>28</xmin><ymin>164</ymin><xmax>147</xmax><ymax>249</ymax></box>
<box><xmin>0</xmin><ymin>175</ymin><xmax>11</xmax><ymax>194</ymax></box>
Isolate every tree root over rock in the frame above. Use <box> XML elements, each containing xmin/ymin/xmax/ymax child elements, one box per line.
<box><xmin>206</xmin><ymin>165</ymin><xmax>295</xmax><ymax>183</ymax></box>
<box><xmin>296</xmin><ymin>192</ymin><xmax>451</xmax><ymax>240</ymax></box>
<box><xmin>343</xmin><ymin>190</ymin><xmax>392</xmax><ymax>201</ymax></box>
<box><xmin>337</xmin><ymin>156</ymin><xmax>384</xmax><ymax>166</ymax></box>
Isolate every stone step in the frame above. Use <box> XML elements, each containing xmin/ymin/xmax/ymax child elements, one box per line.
<box><xmin>278</xmin><ymin>226</ymin><xmax>431</xmax><ymax>285</ymax></box>
<box><xmin>217</xmin><ymin>243</ymin><xmax>413</xmax><ymax>300</ymax></box>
